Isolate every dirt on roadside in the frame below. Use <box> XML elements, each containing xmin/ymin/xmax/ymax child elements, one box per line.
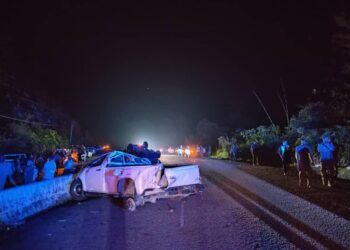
<box><xmin>237</xmin><ymin>162</ymin><xmax>350</xmax><ymax>221</ymax></box>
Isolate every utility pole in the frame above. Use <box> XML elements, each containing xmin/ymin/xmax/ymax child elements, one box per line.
<box><xmin>253</xmin><ymin>91</ymin><xmax>275</xmax><ymax>126</ymax></box>
<box><xmin>70</xmin><ymin>120</ymin><xmax>75</xmax><ymax>145</ymax></box>
<box><xmin>277</xmin><ymin>78</ymin><xmax>290</xmax><ymax>128</ymax></box>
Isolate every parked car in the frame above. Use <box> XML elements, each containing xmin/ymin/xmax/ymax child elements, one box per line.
<box><xmin>167</xmin><ymin>147</ymin><xmax>175</xmax><ymax>154</ymax></box>
<box><xmin>86</xmin><ymin>147</ymin><xmax>96</xmax><ymax>157</ymax></box>
<box><xmin>71</xmin><ymin>146</ymin><xmax>88</xmax><ymax>161</ymax></box>
<box><xmin>70</xmin><ymin>151</ymin><xmax>203</xmax><ymax>211</ymax></box>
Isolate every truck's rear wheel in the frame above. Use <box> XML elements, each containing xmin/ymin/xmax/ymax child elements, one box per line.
<box><xmin>70</xmin><ymin>179</ymin><xmax>87</xmax><ymax>201</ymax></box>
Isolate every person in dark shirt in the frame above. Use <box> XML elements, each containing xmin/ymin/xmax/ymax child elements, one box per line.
<box><xmin>14</xmin><ymin>157</ymin><xmax>25</xmax><ymax>185</ymax></box>
<box><xmin>24</xmin><ymin>154</ymin><xmax>38</xmax><ymax>184</ymax></box>
<box><xmin>230</xmin><ymin>143</ymin><xmax>238</xmax><ymax>161</ymax></box>
<box><xmin>295</xmin><ymin>139</ymin><xmax>313</xmax><ymax>188</ymax></box>
<box><xmin>0</xmin><ymin>155</ymin><xmax>17</xmax><ymax>190</ymax></box>
<box><xmin>333</xmin><ymin>141</ymin><xmax>339</xmax><ymax>180</ymax></box>
<box><xmin>278</xmin><ymin>140</ymin><xmax>292</xmax><ymax>176</ymax></box>
<box><xmin>317</xmin><ymin>135</ymin><xmax>335</xmax><ymax>187</ymax></box>
<box><xmin>250</xmin><ymin>142</ymin><xmax>259</xmax><ymax>166</ymax></box>
<box><xmin>207</xmin><ymin>145</ymin><xmax>212</xmax><ymax>158</ymax></box>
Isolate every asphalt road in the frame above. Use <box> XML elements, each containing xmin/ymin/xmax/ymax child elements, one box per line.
<box><xmin>1</xmin><ymin>155</ymin><xmax>349</xmax><ymax>250</ymax></box>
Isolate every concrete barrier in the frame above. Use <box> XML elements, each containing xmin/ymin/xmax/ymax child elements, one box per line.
<box><xmin>0</xmin><ymin>175</ymin><xmax>73</xmax><ymax>227</ymax></box>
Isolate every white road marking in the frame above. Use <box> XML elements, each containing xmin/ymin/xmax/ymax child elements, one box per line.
<box><xmin>208</xmin><ymin>178</ymin><xmax>326</xmax><ymax>250</ymax></box>
<box><xmin>180</xmin><ymin>201</ymin><xmax>185</xmax><ymax>228</ymax></box>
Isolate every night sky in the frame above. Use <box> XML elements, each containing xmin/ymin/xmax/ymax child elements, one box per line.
<box><xmin>1</xmin><ymin>1</ymin><xmax>348</xmax><ymax>147</ymax></box>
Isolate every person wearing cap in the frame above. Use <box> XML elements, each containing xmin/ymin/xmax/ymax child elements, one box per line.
<box><xmin>277</xmin><ymin>140</ymin><xmax>292</xmax><ymax>176</ymax></box>
<box><xmin>317</xmin><ymin>134</ymin><xmax>336</xmax><ymax>187</ymax></box>
<box><xmin>230</xmin><ymin>143</ymin><xmax>238</xmax><ymax>161</ymax></box>
<box><xmin>295</xmin><ymin>139</ymin><xmax>313</xmax><ymax>188</ymax></box>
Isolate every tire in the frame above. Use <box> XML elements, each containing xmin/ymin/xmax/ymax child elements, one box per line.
<box><xmin>70</xmin><ymin>179</ymin><xmax>87</xmax><ymax>201</ymax></box>
<box><xmin>125</xmin><ymin>197</ymin><xmax>136</xmax><ymax>211</ymax></box>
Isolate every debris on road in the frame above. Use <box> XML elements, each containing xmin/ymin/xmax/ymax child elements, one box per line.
<box><xmin>89</xmin><ymin>210</ymin><xmax>100</xmax><ymax>214</ymax></box>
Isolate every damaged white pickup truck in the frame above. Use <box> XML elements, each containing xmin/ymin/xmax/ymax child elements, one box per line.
<box><xmin>70</xmin><ymin>151</ymin><xmax>204</xmax><ymax>211</ymax></box>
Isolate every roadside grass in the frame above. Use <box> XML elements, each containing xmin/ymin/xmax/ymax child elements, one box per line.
<box><xmin>236</xmin><ymin>161</ymin><xmax>350</xmax><ymax>221</ymax></box>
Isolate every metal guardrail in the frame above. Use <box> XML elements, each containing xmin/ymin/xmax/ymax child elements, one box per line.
<box><xmin>4</xmin><ymin>153</ymin><xmax>27</xmax><ymax>163</ymax></box>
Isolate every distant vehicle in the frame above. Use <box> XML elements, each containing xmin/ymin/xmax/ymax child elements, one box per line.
<box><xmin>183</xmin><ymin>145</ymin><xmax>197</xmax><ymax>158</ymax></box>
<box><xmin>167</xmin><ymin>147</ymin><xmax>175</xmax><ymax>154</ymax></box>
<box><xmin>102</xmin><ymin>145</ymin><xmax>111</xmax><ymax>151</ymax></box>
<box><xmin>70</xmin><ymin>151</ymin><xmax>203</xmax><ymax>211</ymax></box>
<box><xmin>91</xmin><ymin>146</ymin><xmax>103</xmax><ymax>154</ymax></box>
<box><xmin>71</xmin><ymin>146</ymin><xmax>88</xmax><ymax>161</ymax></box>
<box><xmin>78</xmin><ymin>149</ymin><xmax>87</xmax><ymax>161</ymax></box>
<box><xmin>86</xmin><ymin>147</ymin><xmax>96</xmax><ymax>157</ymax></box>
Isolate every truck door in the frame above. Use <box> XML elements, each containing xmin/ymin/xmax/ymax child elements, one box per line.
<box><xmin>85</xmin><ymin>156</ymin><xmax>106</xmax><ymax>193</ymax></box>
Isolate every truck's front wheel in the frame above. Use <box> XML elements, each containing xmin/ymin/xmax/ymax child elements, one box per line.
<box><xmin>70</xmin><ymin>179</ymin><xmax>87</xmax><ymax>201</ymax></box>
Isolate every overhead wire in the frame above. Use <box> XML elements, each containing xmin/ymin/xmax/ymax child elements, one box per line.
<box><xmin>0</xmin><ymin>114</ymin><xmax>56</xmax><ymax>127</ymax></box>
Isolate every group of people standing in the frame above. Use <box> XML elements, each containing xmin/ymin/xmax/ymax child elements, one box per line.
<box><xmin>228</xmin><ymin>135</ymin><xmax>337</xmax><ymax>188</ymax></box>
<box><xmin>278</xmin><ymin>135</ymin><xmax>337</xmax><ymax>188</ymax></box>
<box><xmin>177</xmin><ymin>145</ymin><xmax>211</xmax><ymax>158</ymax></box>
<box><xmin>229</xmin><ymin>142</ymin><xmax>259</xmax><ymax>166</ymax></box>
<box><xmin>0</xmin><ymin>150</ymin><xmax>76</xmax><ymax>191</ymax></box>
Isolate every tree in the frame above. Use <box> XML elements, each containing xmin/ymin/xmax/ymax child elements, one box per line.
<box><xmin>217</xmin><ymin>136</ymin><xmax>231</xmax><ymax>149</ymax></box>
<box><xmin>240</xmin><ymin>125</ymin><xmax>280</xmax><ymax>146</ymax></box>
<box><xmin>329</xmin><ymin>83</ymin><xmax>350</xmax><ymax>123</ymax></box>
<box><xmin>9</xmin><ymin>123</ymin><xmax>68</xmax><ymax>153</ymax></box>
<box><xmin>333</xmin><ymin>15</ymin><xmax>350</xmax><ymax>79</ymax></box>
<box><xmin>289</xmin><ymin>102</ymin><xmax>332</xmax><ymax>131</ymax></box>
